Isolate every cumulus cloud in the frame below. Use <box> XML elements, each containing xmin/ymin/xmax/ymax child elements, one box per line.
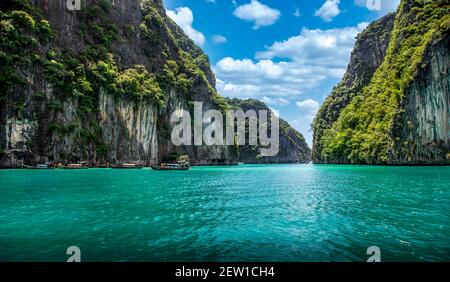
<box><xmin>212</xmin><ymin>34</ymin><xmax>228</xmax><ymax>44</ymax></box>
<box><xmin>315</xmin><ymin>0</ymin><xmax>341</xmax><ymax>22</ymax></box>
<box><xmin>293</xmin><ymin>8</ymin><xmax>301</xmax><ymax>17</ymax></box>
<box><xmin>166</xmin><ymin>7</ymin><xmax>206</xmax><ymax>46</ymax></box>
<box><xmin>256</xmin><ymin>23</ymin><xmax>368</xmax><ymax>67</ymax></box>
<box><xmin>214</xmin><ymin>23</ymin><xmax>368</xmax><ymax>145</ymax></box>
<box><xmin>296</xmin><ymin>99</ymin><xmax>320</xmax><ymax>116</ymax></box>
<box><xmin>293</xmin><ymin>99</ymin><xmax>320</xmax><ymax>145</ymax></box>
<box><xmin>215</xmin><ymin>23</ymin><xmax>368</xmax><ymax>99</ymax></box>
<box><xmin>214</xmin><ymin>57</ymin><xmax>343</xmax><ymax>99</ymax></box>
<box><xmin>262</xmin><ymin>96</ymin><xmax>290</xmax><ymax>106</ymax></box>
<box><xmin>354</xmin><ymin>0</ymin><xmax>400</xmax><ymax>15</ymax></box>
<box><xmin>233</xmin><ymin>0</ymin><xmax>281</xmax><ymax>29</ymax></box>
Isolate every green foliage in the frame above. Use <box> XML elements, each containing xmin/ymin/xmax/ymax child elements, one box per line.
<box><xmin>86</xmin><ymin>55</ymin><xmax>165</xmax><ymax>106</ymax></box>
<box><xmin>0</xmin><ymin>9</ymin><xmax>52</xmax><ymax>95</ymax></box>
<box><xmin>98</xmin><ymin>0</ymin><xmax>113</xmax><ymax>13</ymax></box>
<box><xmin>78</xmin><ymin>2</ymin><xmax>118</xmax><ymax>48</ymax></box>
<box><xmin>48</xmin><ymin>122</ymin><xmax>77</xmax><ymax>137</ymax></box>
<box><xmin>96</xmin><ymin>143</ymin><xmax>109</xmax><ymax>158</ymax></box>
<box><xmin>160</xmin><ymin>59</ymin><xmax>193</xmax><ymax>95</ymax></box>
<box><xmin>212</xmin><ymin>89</ymin><xmax>230</xmax><ymax>113</ymax></box>
<box><xmin>319</xmin><ymin>0</ymin><xmax>449</xmax><ymax>164</ymax></box>
<box><xmin>178</xmin><ymin>50</ymin><xmax>206</xmax><ymax>81</ymax></box>
<box><xmin>44</xmin><ymin>51</ymin><xmax>93</xmax><ymax>97</ymax></box>
<box><xmin>140</xmin><ymin>4</ymin><xmax>164</xmax><ymax>44</ymax></box>
<box><xmin>117</xmin><ymin>65</ymin><xmax>165</xmax><ymax>106</ymax></box>
<box><xmin>87</xmin><ymin>53</ymin><xmax>120</xmax><ymax>94</ymax></box>
<box><xmin>0</xmin><ymin>0</ymin><xmax>230</xmax><ymax>163</ymax></box>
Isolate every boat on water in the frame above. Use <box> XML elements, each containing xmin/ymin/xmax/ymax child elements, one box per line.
<box><xmin>24</xmin><ymin>164</ymin><xmax>53</xmax><ymax>169</ymax></box>
<box><xmin>111</xmin><ymin>163</ymin><xmax>143</xmax><ymax>169</ymax></box>
<box><xmin>64</xmin><ymin>163</ymin><xmax>88</xmax><ymax>169</ymax></box>
<box><xmin>151</xmin><ymin>155</ymin><xmax>190</xmax><ymax>171</ymax></box>
<box><xmin>151</xmin><ymin>163</ymin><xmax>190</xmax><ymax>171</ymax></box>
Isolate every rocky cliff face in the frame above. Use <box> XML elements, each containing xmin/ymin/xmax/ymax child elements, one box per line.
<box><xmin>312</xmin><ymin>13</ymin><xmax>396</xmax><ymax>163</ymax></box>
<box><xmin>313</xmin><ymin>0</ymin><xmax>449</xmax><ymax>165</ymax></box>
<box><xmin>393</xmin><ymin>34</ymin><xmax>449</xmax><ymax>164</ymax></box>
<box><xmin>226</xmin><ymin>98</ymin><xmax>311</xmax><ymax>164</ymax></box>
<box><xmin>0</xmin><ymin>0</ymin><xmax>237</xmax><ymax>167</ymax></box>
<box><xmin>0</xmin><ymin>0</ymin><xmax>307</xmax><ymax>168</ymax></box>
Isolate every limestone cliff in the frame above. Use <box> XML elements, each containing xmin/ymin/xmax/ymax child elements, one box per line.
<box><xmin>226</xmin><ymin>98</ymin><xmax>311</xmax><ymax>164</ymax></box>
<box><xmin>393</xmin><ymin>34</ymin><xmax>449</xmax><ymax>164</ymax></box>
<box><xmin>0</xmin><ymin>0</ymin><xmax>309</xmax><ymax>168</ymax></box>
<box><xmin>312</xmin><ymin>13</ymin><xmax>396</xmax><ymax>163</ymax></box>
<box><xmin>0</xmin><ymin>0</ymin><xmax>237</xmax><ymax>167</ymax></box>
<box><xmin>313</xmin><ymin>0</ymin><xmax>449</xmax><ymax>165</ymax></box>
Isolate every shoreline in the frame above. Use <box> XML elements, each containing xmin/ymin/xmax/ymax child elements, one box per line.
<box><xmin>1</xmin><ymin>162</ymin><xmax>449</xmax><ymax>170</ymax></box>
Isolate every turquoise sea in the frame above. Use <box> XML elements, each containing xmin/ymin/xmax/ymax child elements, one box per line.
<box><xmin>0</xmin><ymin>165</ymin><xmax>449</xmax><ymax>262</ymax></box>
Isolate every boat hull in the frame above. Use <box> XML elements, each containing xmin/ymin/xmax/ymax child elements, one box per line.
<box><xmin>151</xmin><ymin>165</ymin><xmax>189</xmax><ymax>171</ymax></box>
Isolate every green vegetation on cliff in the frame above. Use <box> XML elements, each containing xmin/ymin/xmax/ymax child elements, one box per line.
<box><xmin>226</xmin><ymin>98</ymin><xmax>311</xmax><ymax>163</ymax></box>
<box><xmin>316</xmin><ymin>0</ymin><xmax>449</xmax><ymax>164</ymax></box>
<box><xmin>312</xmin><ymin>13</ymin><xmax>395</xmax><ymax>163</ymax></box>
<box><xmin>0</xmin><ymin>0</ymin><xmax>231</xmax><ymax>165</ymax></box>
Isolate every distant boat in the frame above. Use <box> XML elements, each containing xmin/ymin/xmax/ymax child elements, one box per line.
<box><xmin>37</xmin><ymin>164</ymin><xmax>50</xmax><ymax>169</ymax></box>
<box><xmin>65</xmin><ymin>164</ymin><xmax>88</xmax><ymax>169</ymax></box>
<box><xmin>151</xmin><ymin>163</ymin><xmax>189</xmax><ymax>171</ymax></box>
<box><xmin>24</xmin><ymin>164</ymin><xmax>53</xmax><ymax>169</ymax></box>
<box><xmin>112</xmin><ymin>163</ymin><xmax>143</xmax><ymax>169</ymax></box>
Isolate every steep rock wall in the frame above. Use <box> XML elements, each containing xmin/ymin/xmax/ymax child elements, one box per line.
<box><xmin>393</xmin><ymin>35</ymin><xmax>449</xmax><ymax>164</ymax></box>
<box><xmin>312</xmin><ymin>0</ymin><xmax>449</xmax><ymax>165</ymax></box>
<box><xmin>0</xmin><ymin>0</ymin><xmax>237</xmax><ymax>167</ymax></box>
<box><xmin>226</xmin><ymin>98</ymin><xmax>311</xmax><ymax>164</ymax></box>
<box><xmin>312</xmin><ymin>13</ymin><xmax>395</xmax><ymax>163</ymax></box>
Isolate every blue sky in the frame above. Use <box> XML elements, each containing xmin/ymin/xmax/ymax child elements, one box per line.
<box><xmin>163</xmin><ymin>0</ymin><xmax>400</xmax><ymax>146</ymax></box>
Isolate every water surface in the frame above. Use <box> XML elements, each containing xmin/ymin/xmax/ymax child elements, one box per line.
<box><xmin>0</xmin><ymin>165</ymin><xmax>449</xmax><ymax>261</ymax></box>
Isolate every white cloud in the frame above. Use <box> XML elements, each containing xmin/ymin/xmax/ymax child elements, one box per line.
<box><xmin>293</xmin><ymin>99</ymin><xmax>320</xmax><ymax>146</ymax></box>
<box><xmin>214</xmin><ymin>57</ymin><xmax>343</xmax><ymax>100</ymax></box>
<box><xmin>296</xmin><ymin>99</ymin><xmax>320</xmax><ymax>116</ymax></box>
<box><xmin>256</xmin><ymin>23</ymin><xmax>368</xmax><ymax>68</ymax></box>
<box><xmin>215</xmin><ymin>23</ymin><xmax>369</xmax><ymax>99</ymax></box>
<box><xmin>293</xmin><ymin>8</ymin><xmax>301</xmax><ymax>17</ymax></box>
<box><xmin>262</xmin><ymin>96</ymin><xmax>290</xmax><ymax>106</ymax></box>
<box><xmin>233</xmin><ymin>0</ymin><xmax>281</xmax><ymax>30</ymax></box>
<box><xmin>212</xmin><ymin>34</ymin><xmax>228</xmax><ymax>44</ymax></box>
<box><xmin>315</xmin><ymin>0</ymin><xmax>341</xmax><ymax>22</ymax></box>
<box><xmin>166</xmin><ymin>7</ymin><xmax>206</xmax><ymax>46</ymax></box>
<box><xmin>206</xmin><ymin>0</ymin><xmax>216</xmax><ymax>3</ymax></box>
<box><xmin>354</xmin><ymin>0</ymin><xmax>400</xmax><ymax>15</ymax></box>
<box><xmin>213</xmin><ymin>23</ymin><xmax>368</xmax><ymax>145</ymax></box>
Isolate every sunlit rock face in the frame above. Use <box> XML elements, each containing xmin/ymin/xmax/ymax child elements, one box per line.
<box><xmin>312</xmin><ymin>0</ymin><xmax>449</xmax><ymax>165</ymax></box>
<box><xmin>312</xmin><ymin>13</ymin><xmax>396</xmax><ymax>163</ymax></box>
